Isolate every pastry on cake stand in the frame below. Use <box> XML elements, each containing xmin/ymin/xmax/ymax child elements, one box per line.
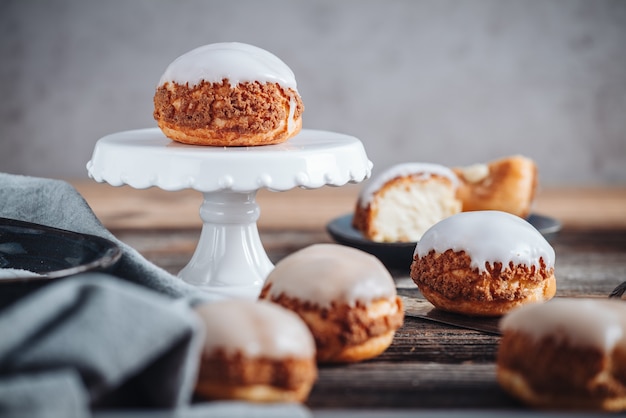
<box><xmin>87</xmin><ymin>128</ymin><xmax>372</xmax><ymax>299</ymax></box>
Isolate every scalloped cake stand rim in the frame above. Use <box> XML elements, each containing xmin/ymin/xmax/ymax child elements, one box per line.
<box><xmin>87</xmin><ymin>127</ymin><xmax>372</xmax><ymax>193</ymax></box>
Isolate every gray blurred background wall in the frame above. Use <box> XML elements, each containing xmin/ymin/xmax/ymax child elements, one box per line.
<box><xmin>1</xmin><ymin>0</ymin><xmax>625</xmax><ymax>186</ymax></box>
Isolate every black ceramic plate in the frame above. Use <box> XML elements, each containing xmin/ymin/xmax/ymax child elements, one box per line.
<box><xmin>0</xmin><ymin>217</ymin><xmax>122</xmax><ymax>282</ymax></box>
<box><xmin>326</xmin><ymin>213</ymin><xmax>561</xmax><ymax>271</ymax></box>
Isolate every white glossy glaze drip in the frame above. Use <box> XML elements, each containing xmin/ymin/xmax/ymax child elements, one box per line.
<box><xmin>415</xmin><ymin>211</ymin><xmax>555</xmax><ymax>272</ymax></box>
<box><xmin>196</xmin><ymin>299</ymin><xmax>315</xmax><ymax>358</ymax></box>
<box><xmin>264</xmin><ymin>244</ymin><xmax>396</xmax><ymax>308</ymax></box>
<box><xmin>158</xmin><ymin>42</ymin><xmax>298</xmax><ymax>91</ymax></box>
<box><xmin>500</xmin><ymin>298</ymin><xmax>626</xmax><ymax>351</ymax></box>
<box><xmin>359</xmin><ymin>163</ymin><xmax>459</xmax><ymax>208</ymax></box>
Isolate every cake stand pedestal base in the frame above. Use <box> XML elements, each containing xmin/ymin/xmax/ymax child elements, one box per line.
<box><xmin>178</xmin><ymin>191</ymin><xmax>272</xmax><ymax>299</ymax></box>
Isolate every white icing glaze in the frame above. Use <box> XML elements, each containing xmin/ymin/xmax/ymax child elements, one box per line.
<box><xmin>415</xmin><ymin>210</ymin><xmax>555</xmax><ymax>273</ymax></box>
<box><xmin>500</xmin><ymin>298</ymin><xmax>626</xmax><ymax>352</ymax></box>
<box><xmin>358</xmin><ymin>163</ymin><xmax>459</xmax><ymax>208</ymax></box>
<box><xmin>158</xmin><ymin>42</ymin><xmax>298</xmax><ymax>91</ymax></box>
<box><xmin>264</xmin><ymin>243</ymin><xmax>396</xmax><ymax>308</ymax></box>
<box><xmin>196</xmin><ymin>299</ymin><xmax>315</xmax><ymax>359</ymax></box>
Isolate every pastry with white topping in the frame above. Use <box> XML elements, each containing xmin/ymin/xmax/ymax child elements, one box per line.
<box><xmin>193</xmin><ymin>299</ymin><xmax>317</xmax><ymax>402</ymax></box>
<box><xmin>260</xmin><ymin>244</ymin><xmax>404</xmax><ymax>363</ymax></box>
<box><xmin>410</xmin><ymin>210</ymin><xmax>556</xmax><ymax>317</ymax></box>
<box><xmin>154</xmin><ymin>42</ymin><xmax>303</xmax><ymax>146</ymax></box>
<box><xmin>353</xmin><ymin>163</ymin><xmax>462</xmax><ymax>243</ymax></box>
<box><xmin>498</xmin><ymin>298</ymin><xmax>626</xmax><ymax>411</ymax></box>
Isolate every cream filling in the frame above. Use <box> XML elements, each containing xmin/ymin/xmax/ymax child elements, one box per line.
<box><xmin>367</xmin><ymin>298</ymin><xmax>399</xmax><ymax>320</ymax></box>
<box><xmin>287</xmin><ymin>94</ymin><xmax>297</xmax><ymax>133</ymax></box>
<box><xmin>458</xmin><ymin>163</ymin><xmax>489</xmax><ymax>183</ymax></box>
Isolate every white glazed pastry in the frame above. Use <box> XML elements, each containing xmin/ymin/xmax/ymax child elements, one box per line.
<box><xmin>154</xmin><ymin>42</ymin><xmax>303</xmax><ymax>146</ymax></box>
<box><xmin>259</xmin><ymin>243</ymin><xmax>404</xmax><ymax>363</ymax></box>
<box><xmin>498</xmin><ymin>298</ymin><xmax>626</xmax><ymax>411</ymax></box>
<box><xmin>353</xmin><ymin>163</ymin><xmax>462</xmax><ymax>243</ymax></box>
<box><xmin>193</xmin><ymin>299</ymin><xmax>317</xmax><ymax>403</ymax></box>
<box><xmin>410</xmin><ymin>210</ymin><xmax>556</xmax><ymax>316</ymax></box>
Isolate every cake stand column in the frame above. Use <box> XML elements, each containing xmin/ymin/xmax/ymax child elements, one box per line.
<box><xmin>178</xmin><ymin>190</ymin><xmax>273</xmax><ymax>299</ymax></box>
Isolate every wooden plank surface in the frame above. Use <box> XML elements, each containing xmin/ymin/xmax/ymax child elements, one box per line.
<box><xmin>70</xmin><ymin>180</ymin><xmax>626</xmax><ymax>231</ymax></box>
<box><xmin>109</xmin><ymin>225</ymin><xmax>626</xmax><ymax>411</ymax></box>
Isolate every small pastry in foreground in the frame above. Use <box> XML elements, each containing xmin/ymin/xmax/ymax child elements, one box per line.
<box><xmin>154</xmin><ymin>42</ymin><xmax>304</xmax><ymax>146</ymax></box>
<box><xmin>259</xmin><ymin>243</ymin><xmax>404</xmax><ymax>363</ymax></box>
<box><xmin>193</xmin><ymin>299</ymin><xmax>317</xmax><ymax>403</ymax></box>
<box><xmin>352</xmin><ymin>163</ymin><xmax>462</xmax><ymax>243</ymax></box>
<box><xmin>498</xmin><ymin>298</ymin><xmax>626</xmax><ymax>411</ymax></box>
<box><xmin>453</xmin><ymin>155</ymin><xmax>537</xmax><ymax>218</ymax></box>
<box><xmin>410</xmin><ymin>210</ymin><xmax>556</xmax><ymax>317</ymax></box>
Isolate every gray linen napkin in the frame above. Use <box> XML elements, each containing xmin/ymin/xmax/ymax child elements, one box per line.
<box><xmin>0</xmin><ymin>173</ymin><xmax>311</xmax><ymax>418</ymax></box>
<box><xmin>0</xmin><ymin>172</ymin><xmax>211</xmax><ymax>302</ymax></box>
<box><xmin>0</xmin><ymin>274</ymin><xmax>203</xmax><ymax>416</ymax></box>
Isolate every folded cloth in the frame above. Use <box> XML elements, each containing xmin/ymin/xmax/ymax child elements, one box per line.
<box><xmin>0</xmin><ymin>274</ymin><xmax>203</xmax><ymax>416</ymax></box>
<box><xmin>0</xmin><ymin>172</ymin><xmax>213</xmax><ymax>302</ymax></box>
<box><xmin>0</xmin><ymin>370</ymin><xmax>88</xmax><ymax>418</ymax></box>
<box><xmin>0</xmin><ymin>173</ymin><xmax>311</xmax><ymax>418</ymax></box>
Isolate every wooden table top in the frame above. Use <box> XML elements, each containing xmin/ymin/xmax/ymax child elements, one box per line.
<box><xmin>72</xmin><ymin>181</ymin><xmax>626</xmax><ymax>232</ymax></box>
<box><xmin>71</xmin><ymin>180</ymin><xmax>626</xmax><ymax>414</ymax></box>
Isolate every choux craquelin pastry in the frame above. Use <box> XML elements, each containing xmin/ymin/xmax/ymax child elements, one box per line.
<box><xmin>352</xmin><ymin>163</ymin><xmax>462</xmax><ymax>243</ymax></box>
<box><xmin>498</xmin><ymin>298</ymin><xmax>626</xmax><ymax>411</ymax></box>
<box><xmin>193</xmin><ymin>299</ymin><xmax>317</xmax><ymax>403</ymax></box>
<box><xmin>259</xmin><ymin>243</ymin><xmax>404</xmax><ymax>363</ymax></box>
<box><xmin>410</xmin><ymin>210</ymin><xmax>556</xmax><ymax>317</ymax></box>
<box><xmin>154</xmin><ymin>42</ymin><xmax>303</xmax><ymax>146</ymax></box>
<box><xmin>453</xmin><ymin>155</ymin><xmax>538</xmax><ymax>218</ymax></box>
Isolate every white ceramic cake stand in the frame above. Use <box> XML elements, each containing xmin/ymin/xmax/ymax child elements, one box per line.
<box><xmin>87</xmin><ymin>128</ymin><xmax>372</xmax><ymax>299</ymax></box>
